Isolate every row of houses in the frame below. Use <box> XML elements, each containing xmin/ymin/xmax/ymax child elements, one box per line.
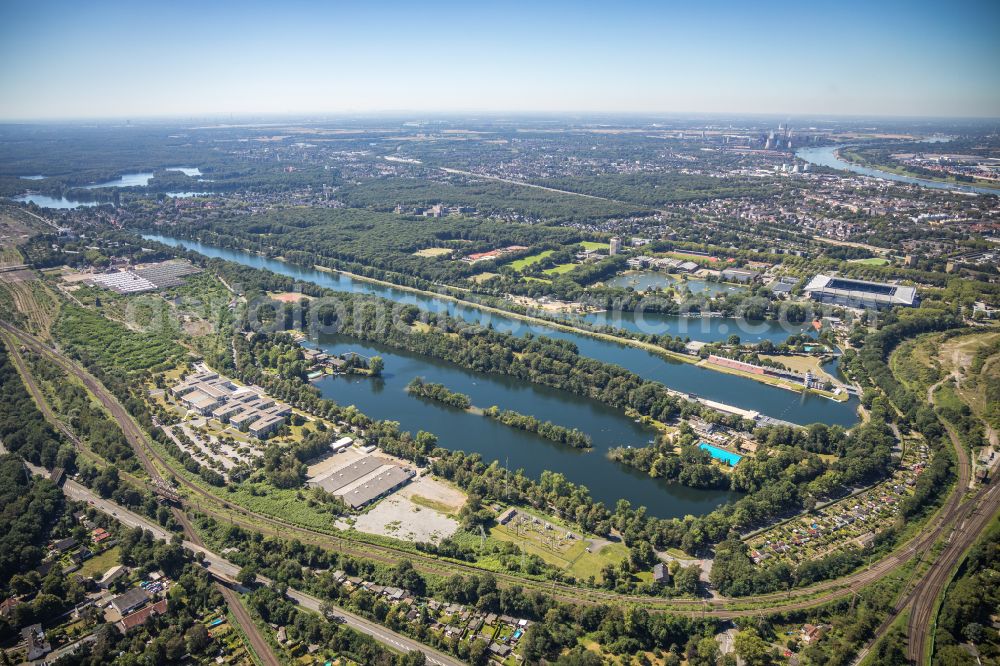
<box><xmin>325</xmin><ymin>571</ymin><xmax>533</xmax><ymax>659</ymax></box>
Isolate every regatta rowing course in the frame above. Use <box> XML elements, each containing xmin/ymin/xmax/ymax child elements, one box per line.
<box><xmin>144</xmin><ymin>234</ymin><xmax>860</xmax><ymax>518</ymax></box>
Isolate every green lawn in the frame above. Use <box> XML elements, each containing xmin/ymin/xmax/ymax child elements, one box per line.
<box><xmin>567</xmin><ymin>542</ymin><xmax>630</xmax><ymax>580</ymax></box>
<box><xmin>849</xmin><ymin>257</ymin><xmax>890</xmax><ymax>266</ymax></box>
<box><xmin>508</xmin><ymin>250</ymin><xmax>554</xmax><ymax>271</ymax></box>
<box><xmin>578</xmin><ymin>241</ymin><xmax>608</xmax><ymax>251</ymax></box>
<box><xmin>542</xmin><ymin>263</ymin><xmax>577</xmax><ymax>276</ymax></box>
<box><xmin>79</xmin><ymin>545</ymin><xmax>120</xmax><ymax>578</ymax></box>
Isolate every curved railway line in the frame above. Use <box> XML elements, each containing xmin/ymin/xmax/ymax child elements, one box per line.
<box><xmin>0</xmin><ymin>323</ymin><xmax>284</xmax><ymax>666</ymax></box>
<box><xmin>1</xmin><ymin>320</ymin><xmax>990</xmax><ymax>626</ymax></box>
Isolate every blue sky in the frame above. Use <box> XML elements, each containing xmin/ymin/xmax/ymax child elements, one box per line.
<box><xmin>2</xmin><ymin>0</ymin><xmax>998</xmax><ymax>119</ymax></box>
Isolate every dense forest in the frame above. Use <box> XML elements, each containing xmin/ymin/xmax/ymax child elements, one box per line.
<box><xmin>0</xmin><ymin>340</ymin><xmax>74</xmax><ymax>470</ymax></box>
<box><xmin>407</xmin><ymin>377</ymin><xmax>472</xmax><ymax>409</ymax></box>
<box><xmin>537</xmin><ymin>172</ymin><xmax>786</xmax><ymax>205</ymax></box>
<box><xmin>337</xmin><ymin>176</ymin><xmax>650</xmax><ymax>223</ymax></box>
<box><xmin>0</xmin><ymin>454</ymin><xmax>65</xmax><ymax>584</ymax></box>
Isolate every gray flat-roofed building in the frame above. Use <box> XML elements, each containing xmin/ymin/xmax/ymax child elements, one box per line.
<box><xmin>339</xmin><ymin>466</ymin><xmax>415</xmax><ymax>509</ymax></box>
<box><xmin>677</xmin><ymin>261</ymin><xmax>699</xmax><ymax>273</ymax></box>
<box><xmin>767</xmin><ymin>277</ymin><xmax>796</xmax><ymax>295</ymax></box>
<box><xmin>229</xmin><ymin>409</ymin><xmax>260</xmax><ymax>430</ymax></box>
<box><xmin>804</xmin><ymin>274</ymin><xmax>918</xmax><ymax>309</ymax></box>
<box><xmin>248</xmin><ymin>413</ymin><xmax>285</xmax><ymax>439</ymax></box>
<box><xmin>266</xmin><ymin>403</ymin><xmax>292</xmax><ymax>417</ymax></box>
<box><xmin>110</xmin><ymin>587</ymin><xmax>149</xmax><ymax>616</ymax></box>
<box><xmin>181</xmin><ymin>390</ymin><xmax>221</xmax><ymax>415</ymax></box>
<box><xmin>212</xmin><ymin>402</ymin><xmax>245</xmax><ymax>422</ymax></box>
<box><xmin>720</xmin><ymin>268</ymin><xmax>759</xmax><ymax>283</ymax></box>
<box><xmin>310</xmin><ymin>456</ymin><xmax>384</xmax><ymax>493</ymax></box>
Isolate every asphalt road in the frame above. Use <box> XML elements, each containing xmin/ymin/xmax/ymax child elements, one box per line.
<box><xmin>8</xmin><ymin>317</ymin><xmax>1000</xmax><ymax>666</ymax></box>
<box><xmin>2</xmin><ymin>318</ymin><xmax>989</xmax><ymax>618</ymax></box>
<box><xmin>3</xmin><ymin>328</ymin><xmax>460</xmax><ymax>665</ymax></box>
<box><xmin>19</xmin><ymin>461</ymin><xmax>464</xmax><ymax>666</ymax></box>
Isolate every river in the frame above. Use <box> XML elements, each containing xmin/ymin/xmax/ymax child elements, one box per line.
<box><xmin>143</xmin><ymin>233</ymin><xmax>866</xmax><ymax>517</ymax></box>
<box><xmin>796</xmin><ymin>145</ymin><xmax>998</xmax><ymax>196</ymax></box>
<box><xmin>143</xmin><ymin>234</ymin><xmax>859</xmax><ymax>428</ymax></box>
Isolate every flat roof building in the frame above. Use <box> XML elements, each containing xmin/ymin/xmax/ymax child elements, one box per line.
<box><xmin>248</xmin><ymin>413</ymin><xmax>285</xmax><ymax>439</ymax></box>
<box><xmin>180</xmin><ymin>390</ymin><xmax>221</xmax><ymax>415</ymax></box>
<box><xmin>311</xmin><ymin>456</ymin><xmax>383</xmax><ymax>493</ymax></box>
<box><xmin>803</xmin><ymin>274</ymin><xmax>918</xmax><ymax>310</ymax></box>
<box><xmin>229</xmin><ymin>409</ymin><xmax>261</xmax><ymax>429</ymax></box>
<box><xmin>110</xmin><ymin>588</ymin><xmax>149</xmax><ymax>616</ymax></box>
<box><xmin>338</xmin><ymin>466</ymin><xmax>415</xmax><ymax>509</ymax></box>
<box><xmin>720</xmin><ymin>268</ymin><xmax>759</xmax><ymax>283</ymax></box>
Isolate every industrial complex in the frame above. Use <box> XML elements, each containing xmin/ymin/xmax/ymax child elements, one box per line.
<box><xmin>171</xmin><ymin>369</ymin><xmax>292</xmax><ymax>439</ymax></box>
<box><xmin>308</xmin><ymin>451</ymin><xmax>416</xmax><ymax>509</ymax></box>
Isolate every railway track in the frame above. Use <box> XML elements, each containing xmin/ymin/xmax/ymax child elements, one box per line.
<box><xmin>1</xmin><ymin>322</ymin><xmax>283</xmax><ymax>666</ymax></box>
<box><xmin>905</xmin><ymin>422</ymin><xmax>999</xmax><ymax>664</ymax></box>
<box><xmin>1</xmin><ymin>319</ymin><xmax>988</xmax><ymax>620</ymax></box>
<box><xmin>849</xmin><ymin>382</ymin><xmax>982</xmax><ymax>665</ymax></box>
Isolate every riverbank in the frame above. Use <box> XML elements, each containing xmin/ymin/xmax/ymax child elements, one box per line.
<box><xmin>310</xmin><ymin>262</ymin><xmax>851</xmax><ymax>402</ymax></box>
<box><xmin>797</xmin><ymin>144</ymin><xmax>999</xmax><ymax>196</ymax></box>
<box><xmin>837</xmin><ymin>147</ymin><xmax>1000</xmax><ymax>193</ymax></box>
<box><xmin>695</xmin><ymin>358</ymin><xmax>849</xmax><ymax>402</ymax></box>
<box><xmin>143</xmin><ymin>233</ymin><xmax>859</xmax><ymax>427</ymax></box>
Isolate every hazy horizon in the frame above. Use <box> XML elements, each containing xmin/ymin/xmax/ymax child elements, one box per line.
<box><xmin>2</xmin><ymin>0</ymin><xmax>999</xmax><ymax>121</ymax></box>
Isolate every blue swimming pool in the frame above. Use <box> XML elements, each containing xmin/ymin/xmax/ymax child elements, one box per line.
<box><xmin>699</xmin><ymin>442</ymin><xmax>743</xmax><ymax>466</ymax></box>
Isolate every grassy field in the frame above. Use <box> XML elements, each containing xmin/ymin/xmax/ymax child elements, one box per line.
<box><xmin>0</xmin><ymin>244</ymin><xmax>23</xmax><ymax>269</ymax></box>
<box><xmin>939</xmin><ymin>331</ymin><xmax>1000</xmax><ymax>433</ymax></box>
<box><xmin>542</xmin><ymin>262</ymin><xmax>577</xmax><ymax>276</ymax></box>
<box><xmin>760</xmin><ymin>354</ymin><xmax>838</xmax><ymax>382</ymax></box>
<box><xmin>664</xmin><ymin>251</ymin><xmax>720</xmax><ymax>263</ymax></box>
<box><xmin>578</xmin><ymin>241</ymin><xmax>608</xmax><ymax>251</ymax></box>
<box><xmin>849</xmin><ymin>257</ymin><xmax>891</xmax><ymax>266</ymax></box>
<box><xmin>489</xmin><ymin>506</ymin><xmax>629</xmax><ymax>581</ymax></box>
<box><xmin>889</xmin><ymin>336</ymin><xmax>940</xmax><ymax>394</ymax></box>
<box><xmin>0</xmin><ymin>277</ymin><xmax>60</xmax><ymax>339</ymax></box>
<box><xmin>507</xmin><ymin>249</ymin><xmax>553</xmax><ymax>271</ymax></box>
<box><xmin>79</xmin><ymin>546</ymin><xmax>120</xmax><ymax>578</ymax></box>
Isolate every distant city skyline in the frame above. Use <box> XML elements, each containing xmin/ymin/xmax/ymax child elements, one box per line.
<box><xmin>2</xmin><ymin>0</ymin><xmax>999</xmax><ymax>120</ymax></box>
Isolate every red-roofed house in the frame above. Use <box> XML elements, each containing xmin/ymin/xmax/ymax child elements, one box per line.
<box><xmin>118</xmin><ymin>599</ymin><xmax>168</xmax><ymax>633</ymax></box>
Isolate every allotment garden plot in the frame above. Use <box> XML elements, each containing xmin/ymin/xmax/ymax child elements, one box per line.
<box><xmin>747</xmin><ymin>436</ymin><xmax>930</xmax><ymax>567</ymax></box>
